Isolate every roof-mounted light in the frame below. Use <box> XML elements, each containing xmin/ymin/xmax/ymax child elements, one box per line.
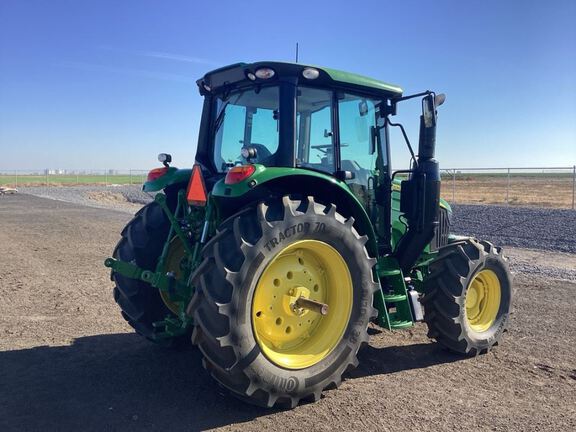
<box><xmin>302</xmin><ymin>67</ymin><xmax>320</xmax><ymax>80</ymax></box>
<box><xmin>202</xmin><ymin>82</ymin><xmax>211</xmax><ymax>92</ymax></box>
<box><xmin>255</xmin><ymin>67</ymin><xmax>275</xmax><ymax>79</ymax></box>
<box><xmin>157</xmin><ymin>153</ymin><xmax>172</xmax><ymax>164</ymax></box>
<box><xmin>246</xmin><ymin>71</ymin><xmax>256</xmax><ymax>81</ymax></box>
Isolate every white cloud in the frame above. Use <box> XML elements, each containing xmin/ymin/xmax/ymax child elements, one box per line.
<box><xmin>141</xmin><ymin>51</ymin><xmax>219</xmax><ymax>66</ymax></box>
<box><xmin>60</xmin><ymin>61</ymin><xmax>195</xmax><ymax>83</ymax></box>
<box><xmin>96</xmin><ymin>46</ymin><xmax>219</xmax><ymax>67</ymax></box>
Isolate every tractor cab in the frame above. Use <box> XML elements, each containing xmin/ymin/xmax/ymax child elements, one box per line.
<box><xmin>198</xmin><ymin>62</ymin><xmax>400</xmax><ymax>183</ymax></box>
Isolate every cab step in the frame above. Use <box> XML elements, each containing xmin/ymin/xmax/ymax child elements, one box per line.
<box><xmin>382</xmin><ymin>293</ymin><xmax>407</xmax><ymax>302</ymax></box>
<box><xmin>389</xmin><ymin>320</ymin><xmax>413</xmax><ymax>330</ymax></box>
<box><xmin>375</xmin><ymin>257</ymin><xmax>415</xmax><ymax>330</ymax></box>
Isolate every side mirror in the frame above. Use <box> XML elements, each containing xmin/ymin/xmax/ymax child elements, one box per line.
<box><xmin>422</xmin><ymin>93</ymin><xmax>446</xmax><ymax>128</ymax></box>
<box><xmin>435</xmin><ymin>93</ymin><xmax>446</xmax><ymax>107</ymax></box>
<box><xmin>419</xmin><ymin>92</ymin><xmax>445</xmax><ymax>160</ymax></box>
<box><xmin>422</xmin><ymin>94</ymin><xmax>436</xmax><ymax>128</ymax></box>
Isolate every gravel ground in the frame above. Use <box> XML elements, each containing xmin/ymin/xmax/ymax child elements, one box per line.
<box><xmin>1</xmin><ymin>194</ymin><xmax>575</xmax><ymax>432</ymax></box>
<box><xmin>451</xmin><ymin>204</ymin><xmax>576</xmax><ymax>254</ymax></box>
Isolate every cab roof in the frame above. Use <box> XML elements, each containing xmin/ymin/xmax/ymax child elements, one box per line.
<box><xmin>198</xmin><ymin>61</ymin><xmax>403</xmax><ymax>98</ymax></box>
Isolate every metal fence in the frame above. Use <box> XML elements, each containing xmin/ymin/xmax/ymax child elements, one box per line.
<box><xmin>1</xmin><ymin>166</ymin><xmax>575</xmax><ymax>209</ymax></box>
<box><xmin>439</xmin><ymin>166</ymin><xmax>576</xmax><ymax>209</ymax></box>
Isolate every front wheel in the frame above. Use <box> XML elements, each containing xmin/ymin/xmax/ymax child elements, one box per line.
<box><xmin>422</xmin><ymin>238</ymin><xmax>513</xmax><ymax>355</ymax></box>
<box><xmin>188</xmin><ymin>196</ymin><xmax>378</xmax><ymax>408</ymax></box>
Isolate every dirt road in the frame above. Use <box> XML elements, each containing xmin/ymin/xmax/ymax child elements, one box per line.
<box><xmin>1</xmin><ymin>195</ymin><xmax>574</xmax><ymax>431</ymax></box>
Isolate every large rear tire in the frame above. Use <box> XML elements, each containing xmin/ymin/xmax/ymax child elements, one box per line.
<box><xmin>111</xmin><ymin>201</ymin><xmax>189</xmax><ymax>346</ymax></box>
<box><xmin>422</xmin><ymin>238</ymin><xmax>512</xmax><ymax>355</ymax></box>
<box><xmin>188</xmin><ymin>196</ymin><xmax>378</xmax><ymax>408</ymax></box>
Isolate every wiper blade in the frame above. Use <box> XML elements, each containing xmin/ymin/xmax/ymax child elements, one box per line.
<box><xmin>214</xmin><ymin>101</ymin><xmax>229</xmax><ymax>134</ymax></box>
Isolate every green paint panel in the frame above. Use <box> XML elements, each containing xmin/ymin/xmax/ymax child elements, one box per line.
<box><xmin>322</xmin><ymin>66</ymin><xmax>403</xmax><ymax>95</ymax></box>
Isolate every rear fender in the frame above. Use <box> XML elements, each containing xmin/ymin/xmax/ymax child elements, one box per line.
<box><xmin>211</xmin><ymin>166</ymin><xmax>378</xmax><ymax>257</ymax></box>
<box><xmin>142</xmin><ymin>167</ymin><xmax>192</xmax><ymax>192</ymax></box>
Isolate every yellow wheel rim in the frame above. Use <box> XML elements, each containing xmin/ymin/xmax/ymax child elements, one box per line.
<box><xmin>160</xmin><ymin>237</ymin><xmax>185</xmax><ymax>314</ymax></box>
<box><xmin>252</xmin><ymin>240</ymin><xmax>353</xmax><ymax>370</ymax></box>
<box><xmin>465</xmin><ymin>269</ymin><xmax>501</xmax><ymax>332</ymax></box>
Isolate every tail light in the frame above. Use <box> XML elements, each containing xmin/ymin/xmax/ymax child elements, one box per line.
<box><xmin>146</xmin><ymin>167</ymin><xmax>168</xmax><ymax>182</ymax></box>
<box><xmin>225</xmin><ymin>165</ymin><xmax>256</xmax><ymax>184</ymax></box>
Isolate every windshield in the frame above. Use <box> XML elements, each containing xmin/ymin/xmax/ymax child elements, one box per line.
<box><xmin>213</xmin><ymin>86</ymin><xmax>280</xmax><ymax>171</ymax></box>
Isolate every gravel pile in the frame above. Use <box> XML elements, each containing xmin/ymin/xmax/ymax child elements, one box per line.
<box><xmin>19</xmin><ymin>185</ymin><xmax>154</xmax><ymax>213</ymax></box>
<box><xmin>451</xmin><ymin>204</ymin><xmax>576</xmax><ymax>254</ymax></box>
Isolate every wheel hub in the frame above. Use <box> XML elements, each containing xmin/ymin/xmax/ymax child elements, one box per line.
<box><xmin>465</xmin><ymin>269</ymin><xmax>501</xmax><ymax>332</ymax></box>
<box><xmin>285</xmin><ymin>286</ymin><xmax>312</xmax><ymax>316</ymax></box>
<box><xmin>252</xmin><ymin>240</ymin><xmax>352</xmax><ymax>369</ymax></box>
<box><xmin>160</xmin><ymin>237</ymin><xmax>187</xmax><ymax>314</ymax></box>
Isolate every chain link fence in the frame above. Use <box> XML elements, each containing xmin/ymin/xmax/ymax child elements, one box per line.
<box><xmin>2</xmin><ymin>166</ymin><xmax>575</xmax><ymax>209</ymax></box>
<box><xmin>440</xmin><ymin>166</ymin><xmax>576</xmax><ymax>209</ymax></box>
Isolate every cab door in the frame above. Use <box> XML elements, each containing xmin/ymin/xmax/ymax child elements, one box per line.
<box><xmin>337</xmin><ymin>93</ymin><xmax>391</xmax><ymax>252</ymax></box>
<box><xmin>337</xmin><ymin>94</ymin><xmax>380</xmax><ymax>208</ymax></box>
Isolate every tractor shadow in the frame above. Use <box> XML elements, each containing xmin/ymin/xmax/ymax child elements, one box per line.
<box><xmin>353</xmin><ymin>340</ymin><xmax>463</xmax><ymax>379</ymax></box>
<box><xmin>0</xmin><ymin>333</ymin><xmax>463</xmax><ymax>431</ymax></box>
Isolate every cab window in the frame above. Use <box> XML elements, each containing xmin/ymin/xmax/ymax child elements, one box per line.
<box><xmin>338</xmin><ymin>94</ymin><xmax>378</xmax><ymax>182</ymax></box>
<box><xmin>213</xmin><ymin>86</ymin><xmax>279</xmax><ymax>171</ymax></box>
<box><xmin>295</xmin><ymin>87</ymin><xmax>335</xmax><ymax>174</ymax></box>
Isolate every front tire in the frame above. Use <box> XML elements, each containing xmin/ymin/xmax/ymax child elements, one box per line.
<box><xmin>422</xmin><ymin>238</ymin><xmax>512</xmax><ymax>355</ymax></box>
<box><xmin>188</xmin><ymin>196</ymin><xmax>378</xmax><ymax>408</ymax></box>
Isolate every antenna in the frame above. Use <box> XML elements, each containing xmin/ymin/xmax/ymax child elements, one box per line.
<box><xmin>295</xmin><ymin>42</ymin><xmax>299</xmax><ymax>63</ymax></box>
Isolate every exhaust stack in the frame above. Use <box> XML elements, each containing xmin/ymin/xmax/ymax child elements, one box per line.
<box><xmin>394</xmin><ymin>93</ymin><xmax>445</xmax><ymax>273</ymax></box>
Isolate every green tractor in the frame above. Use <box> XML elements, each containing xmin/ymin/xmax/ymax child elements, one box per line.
<box><xmin>105</xmin><ymin>61</ymin><xmax>512</xmax><ymax>408</ymax></box>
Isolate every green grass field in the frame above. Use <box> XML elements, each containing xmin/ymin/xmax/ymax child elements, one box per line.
<box><xmin>0</xmin><ymin>174</ymin><xmax>146</xmax><ymax>186</ymax></box>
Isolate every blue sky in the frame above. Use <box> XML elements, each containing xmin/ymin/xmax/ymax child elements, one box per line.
<box><xmin>0</xmin><ymin>0</ymin><xmax>575</xmax><ymax>171</ymax></box>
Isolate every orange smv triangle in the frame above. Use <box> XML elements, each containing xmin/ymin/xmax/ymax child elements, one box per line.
<box><xmin>186</xmin><ymin>164</ymin><xmax>207</xmax><ymax>206</ymax></box>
